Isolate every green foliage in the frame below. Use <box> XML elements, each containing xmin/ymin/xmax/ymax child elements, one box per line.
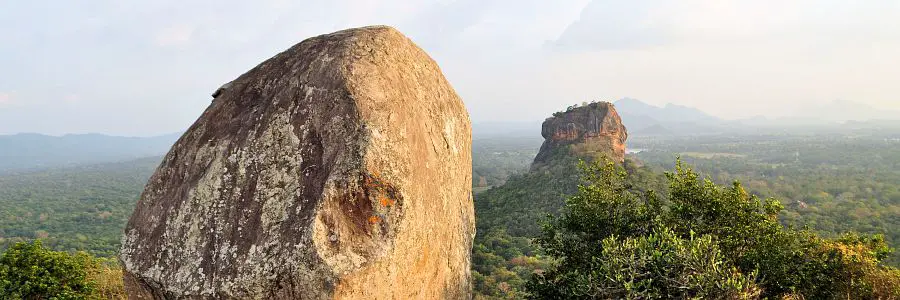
<box><xmin>472</xmin><ymin>158</ymin><xmax>667</xmax><ymax>298</ymax></box>
<box><xmin>472</xmin><ymin>229</ymin><xmax>550</xmax><ymax>299</ymax></box>
<box><xmin>0</xmin><ymin>241</ymin><xmax>126</xmax><ymax>299</ymax></box>
<box><xmin>472</xmin><ymin>137</ymin><xmax>540</xmax><ymax>192</ymax></box>
<box><xmin>2</xmin><ymin>133</ymin><xmax>899</xmax><ymax>299</ymax></box>
<box><xmin>475</xmin><ymin>163</ymin><xmax>579</xmax><ymax>238</ymax></box>
<box><xmin>471</xmin><ymin>156</ymin><xmax>576</xmax><ymax>298</ymax></box>
<box><xmin>472</xmin><ymin>155</ymin><xmax>664</xmax><ymax>298</ymax></box>
<box><xmin>528</xmin><ymin>159</ymin><xmax>900</xmax><ymax>299</ymax></box>
<box><xmin>0</xmin><ymin>240</ymin><xmax>96</xmax><ymax>299</ymax></box>
<box><xmin>529</xmin><ymin>227</ymin><xmax>761</xmax><ymax>299</ymax></box>
<box><xmin>634</xmin><ymin>135</ymin><xmax>900</xmax><ymax>266</ymax></box>
<box><xmin>0</xmin><ymin>157</ymin><xmax>159</xmax><ymax>257</ymax></box>
<box><xmin>528</xmin><ymin>161</ymin><xmax>760</xmax><ymax>299</ymax></box>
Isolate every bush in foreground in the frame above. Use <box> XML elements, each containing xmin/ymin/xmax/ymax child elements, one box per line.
<box><xmin>0</xmin><ymin>240</ymin><xmax>125</xmax><ymax>299</ymax></box>
<box><xmin>528</xmin><ymin>160</ymin><xmax>900</xmax><ymax>299</ymax></box>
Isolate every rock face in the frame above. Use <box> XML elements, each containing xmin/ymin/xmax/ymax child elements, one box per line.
<box><xmin>531</xmin><ymin>102</ymin><xmax>627</xmax><ymax>169</ymax></box>
<box><xmin>119</xmin><ymin>26</ymin><xmax>474</xmax><ymax>299</ymax></box>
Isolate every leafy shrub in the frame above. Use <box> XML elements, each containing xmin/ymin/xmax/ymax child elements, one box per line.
<box><xmin>528</xmin><ymin>159</ymin><xmax>900</xmax><ymax>299</ymax></box>
<box><xmin>529</xmin><ymin>226</ymin><xmax>761</xmax><ymax>299</ymax></box>
<box><xmin>0</xmin><ymin>240</ymin><xmax>126</xmax><ymax>299</ymax></box>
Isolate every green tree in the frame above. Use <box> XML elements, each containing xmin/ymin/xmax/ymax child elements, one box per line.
<box><xmin>528</xmin><ymin>159</ymin><xmax>900</xmax><ymax>299</ymax></box>
<box><xmin>0</xmin><ymin>241</ymin><xmax>97</xmax><ymax>299</ymax></box>
<box><xmin>527</xmin><ymin>161</ymin><xmax>759</xmax><ymax>299</ymax></box>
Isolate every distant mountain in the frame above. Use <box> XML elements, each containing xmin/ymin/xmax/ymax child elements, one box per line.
<box><xmin>472</xmin><ymin>121</ymin><xmax>542</xmax><ymax>139</ymax></box>
<box><xmin>794</xmin><ymin>99</ymin><xmax>900</xmax><ymax>122</ymax></box>
<box><xmin>613</xmin><ymin>98</ymin><xmax>724</xmax><ymax>136</ymax></box>
<box><xmin>631</xmin><ymin>123</ymin><xmax>673</xmax><ymax>136</ymax></box>
<box><xmin>0</xmin><ymin>133</ymin><xmax>179</xmax><ymax>173</ymax></box>
<box><xmin>615</xmin><ymin>98</ymin><xmax>719</xmax><ymax>124</ymax></box>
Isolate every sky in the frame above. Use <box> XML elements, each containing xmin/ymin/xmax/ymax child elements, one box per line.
<box><xmin>1</xmin><ymin>0</ymin><xmax>899</xmax><ymax>136</ymax></box>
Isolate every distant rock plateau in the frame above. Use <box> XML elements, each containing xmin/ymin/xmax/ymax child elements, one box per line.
<box><xmin>532</xmin><ymin>102</ymin><xmax>627</xmax><ymax>169</ymax></box>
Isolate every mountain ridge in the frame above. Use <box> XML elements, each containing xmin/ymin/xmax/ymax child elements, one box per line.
<box><xmin>0</xmin><ymin>132</ymin><xmax>180</xmax><ymax>173</ymax></box>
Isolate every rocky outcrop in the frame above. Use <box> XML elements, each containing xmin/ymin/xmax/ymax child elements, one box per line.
<box><xmin>119</xmin><ymin>26</ymin><xmax>474</xmax><ymax>299</ymax></box>
<box><xmin>531</xmin><ymin>102</ymin><xmax>627</xmax><ymax>169</ymax></box>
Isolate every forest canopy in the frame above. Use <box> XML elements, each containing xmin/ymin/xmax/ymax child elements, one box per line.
<box><xmin>528</xmin><ymin>160</ymin><xmax>900</xmax><ymax>299</ymax></box>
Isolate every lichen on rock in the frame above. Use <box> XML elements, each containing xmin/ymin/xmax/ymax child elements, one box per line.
<box><xmin>120</xmin><ymin>25</ymin><xmax>474</xmax><ymax>299</ymax></box>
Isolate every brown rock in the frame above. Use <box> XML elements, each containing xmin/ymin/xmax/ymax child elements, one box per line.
<box><xmin>119</xmin><ymin>25</ymin><xmax>474</xmax><ymax>299</ymax></box>
<box><xmin>531</xmin><ymin>102</ymin><xmax>627</xmax><ymax>169</ymax></box>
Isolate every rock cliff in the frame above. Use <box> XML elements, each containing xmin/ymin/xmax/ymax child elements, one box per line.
<box><xmin>119</xmin><ymin>26</ymin><xmax>474</xmax><ymax>299</ymax></box>
<box><xmin>531</xmin><ymin>102</ymin><xmax>627</xmax><ymax>169</ymax></box>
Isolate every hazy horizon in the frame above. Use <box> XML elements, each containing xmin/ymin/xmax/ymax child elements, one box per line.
<box><xmin>2</xmin><ymin>1</ymin><xmax>899</xmax><ymax>136</ymax></box>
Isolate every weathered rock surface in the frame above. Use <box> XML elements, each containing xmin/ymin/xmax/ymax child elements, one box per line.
<box><xmin>531</xmin><ymin>102</ymin><xmax>627</xmax><ymax>169</ymax></box>
<box><xmin>120</xmin><ymin>25</ymin><xmax>474</xmax><ymax>299</ymax></box>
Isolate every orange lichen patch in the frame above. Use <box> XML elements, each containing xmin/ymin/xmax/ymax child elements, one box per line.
<box><xmin>379</xmin><ymin>196</ymin><xmax>395</xmax><ymax>207</ymax></box>
<box><xmin>364</xmin><ymin>172</ymin><xmax>389</xmax><ymax>190</ymax></box>
<box><xmin>368</xmin><ymin>215</ymin><xmax>380</xmax><ymax>224</ymax></box>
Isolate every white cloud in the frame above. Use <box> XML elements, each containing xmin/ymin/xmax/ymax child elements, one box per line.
<box><xmin>523</xmin><ymin>0</ymin><xmax>900</xmax><ymax>119</ymax></box>
<box><xmin>63</xmin><ymin>94</ymin><xmax>80</xmax><ymax>104</ymax></box>
<box><xmin>552</xmin><ymin>1</ymin><xmax>900</xmax><ymax>50</ymax></box>
<box><xmin>2</xmin><ymin>0</ymin><xmax>899</xmax><ymax>134</ymax></box>
<box><xmin>154</xmin><ymin>24</ymin><xmax>195</xmax><ymax>47</ymax></box>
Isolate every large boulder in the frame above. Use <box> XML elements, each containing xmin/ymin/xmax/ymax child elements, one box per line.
<box><xmin>120</xmin><ymin>26</ymin><xmax>474</xmax><ymax>299</ymax></box>
<box><xmin>531</xmin><ymin>102</ymin><xmax>627</xmax><ymax>169</ymax></box>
